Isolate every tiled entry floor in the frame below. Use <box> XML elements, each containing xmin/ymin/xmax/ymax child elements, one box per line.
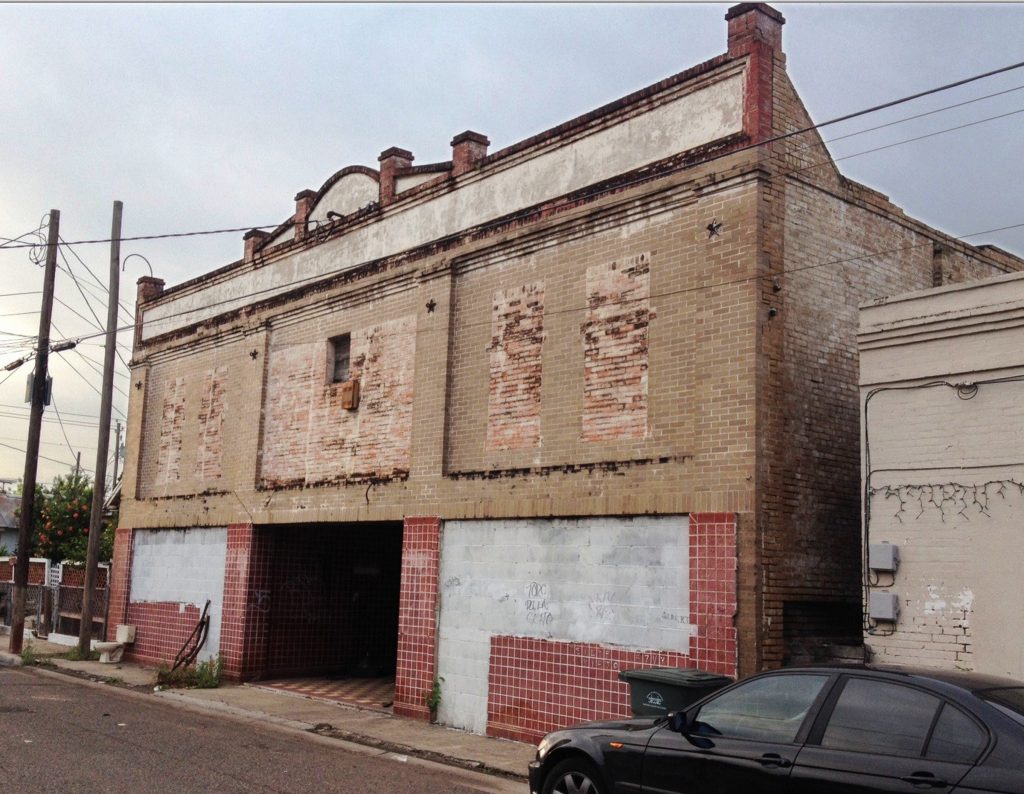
<box><xmin>254</xmin><ymin>676</ymin><xmax>395</xmax><ymax>712</ymax></box>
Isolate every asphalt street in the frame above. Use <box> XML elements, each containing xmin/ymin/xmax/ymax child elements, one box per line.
<box><xmin>0</xmin><ymin>666</ymin><xmax>524</xmax><ymax>793</ymax></box>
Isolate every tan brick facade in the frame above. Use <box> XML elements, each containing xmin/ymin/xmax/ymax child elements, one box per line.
<box><xmin>113</xmin><ymin>3</ymin><xmax>1022</xmax><ymax>729</ymax></box>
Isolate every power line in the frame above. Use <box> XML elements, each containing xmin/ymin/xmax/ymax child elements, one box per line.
<box><xmin>0</xmin><ymin>441</ymin><xmax>90</xmax><ymax>473</ymax></box>
<box><xmin>816</xmin><ymin>83</ymin><xmax>1024</xmax><ymax>149</ymax></box>
<box><xmin>49</xmin><ymin>395</ymin><xmax>79</xmax><ymax>464</ymax></box>
<box><xmin>59</xmin><ymin>238</ymin><xmax>135</xmax><ymax>323</ymax></box>
<box><xmin>0</xmin><ymin>223</ymin><xmax>281</xmax><ymax>250</ymax></box>
<box><xmin>57</xmin><ymin>245</ymin><xmax>106</xmax><ymax>329</ymax></box>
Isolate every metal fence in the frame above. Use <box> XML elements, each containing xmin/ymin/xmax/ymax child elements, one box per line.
<box><xmin>0</xmin><ymin>583</ymin><xmax>108</xmax><ymax>640</ymax></box>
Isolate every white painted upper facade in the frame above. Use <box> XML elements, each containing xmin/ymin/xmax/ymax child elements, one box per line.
<box><xmin>140</xmin><ymin>64</ymin><xmax>744</xmax><ymax>341</ymax></box>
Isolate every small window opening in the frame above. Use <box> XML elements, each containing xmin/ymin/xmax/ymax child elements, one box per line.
<box><xmin>330</xmin><ymin>334</ymin><xmax>351</xmax><ymax>383</ymax></box>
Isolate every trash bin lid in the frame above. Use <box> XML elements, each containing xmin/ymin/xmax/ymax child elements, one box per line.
<box><xmin>618</xmin><ymin>667</ymin><xmax>733</xmax><ymax>688</ymax></box>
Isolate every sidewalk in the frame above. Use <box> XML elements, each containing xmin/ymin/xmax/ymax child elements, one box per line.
<box><xmin>0</xmin><ymin>634</ymin><xmax>534</xmax><ymax>783</ymax></box>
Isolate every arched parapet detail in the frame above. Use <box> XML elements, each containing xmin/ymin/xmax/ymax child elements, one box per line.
<box><xmin>308</xmin><ymin>165</ymin><xmax>381</xmax><ymax>224</ymax></box>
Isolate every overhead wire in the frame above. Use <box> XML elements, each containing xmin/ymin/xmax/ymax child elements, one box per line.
<box><xmin>59</xmin><ymin>237</ymin><xmax>135</xmax><ymax>323</ymax></box>
<box><xmin>57</xmin><ymin>245</ymin><xmax>106</xmax><ymax>330</ymax></box>
<box><xmin>0</xmin><ymin>441</ymin><xmax>89</xmax><ymax>473</ymax></box>
<box><xmin>804</xmin><ymin>82</ymin><xmax>1024</xmax><ymax>151</ymax></box>
<box><xmin>49</xmin><ymin>395</ymin><xmax>80</xmax><ymax>464</ymax></box>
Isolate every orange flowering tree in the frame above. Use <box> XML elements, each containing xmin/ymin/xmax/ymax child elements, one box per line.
<box><xmin>31</xmin><ymin>472</ymin><xmax>115</xmax><ymax>563</ymax></box>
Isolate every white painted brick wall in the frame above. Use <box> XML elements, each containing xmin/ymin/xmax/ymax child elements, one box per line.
<box><xmin>436</xmin><ymin>516</ymin><xmax>689</xmax><ymax>734</ymax></box>
<box><xmin>131</xmin><ymin>527</ymin><xmax>227</xmax><ymax>662</ymax></box>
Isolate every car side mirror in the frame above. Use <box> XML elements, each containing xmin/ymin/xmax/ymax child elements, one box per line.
<box><xmin>669</xmin><ymin>711</ymin><xmax>690</xmax><ymax>733</ymax></box>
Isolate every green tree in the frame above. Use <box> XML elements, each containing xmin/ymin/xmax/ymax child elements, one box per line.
<box><xmin>15</xmin><ymin>472</ymin><xmax>118</xmax><ymax>563</ymax></box>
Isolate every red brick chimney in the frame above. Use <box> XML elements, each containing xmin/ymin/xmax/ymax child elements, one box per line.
<box><xmin>450</xmin><ymin>131</ymin><xmax>490</xmax><ymax>177</ymax></box>
<box><xmin>378</xmin><ymin>147</ymin><xmax>414</xmax><ymax>206</ymax></box>
<box><xmin>725</xmin><ymin>3</ymin><xmax>785</xmax><ymax>145</ymax></box>
<box><xmin>243</xmin><ymin>229</ymin><xmax>270</xmax><ymax>263</ymax></box>
<box><xmin>293</xmin><ymin>190</ymin><xmax>316</xmax><ymax>241</ymax></box>
<box><xmin>135</xmin><ymin>276</ymin><xmax>165</xmax><ymax>350</ymax></box>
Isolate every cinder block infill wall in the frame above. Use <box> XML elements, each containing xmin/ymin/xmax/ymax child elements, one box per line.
<box><xmin>487</xmin><ymin>512</ymin><xmax>738</xmax><ymax>743</ymax></box>
<box><xmin>391</xmin><ymin>513</ymin><xmax>738</xmax><ymax>742</ymax></box>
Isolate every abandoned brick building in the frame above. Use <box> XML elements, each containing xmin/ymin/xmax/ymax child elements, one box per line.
<box><xmin>111</xmin><ymin>3</ymin><xmax>1023</xmax><ymax>742</ymax></box>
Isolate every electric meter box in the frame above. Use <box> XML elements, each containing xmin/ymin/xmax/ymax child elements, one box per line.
<box><xmin>869</xmin><ymin>592</ymin><xmax>900</xmax><ymax>622</ymax></box>
<box><xmin>869</xmin><ymin>542</ymin><xmax>900</xmax><ymax>572</ymax></box>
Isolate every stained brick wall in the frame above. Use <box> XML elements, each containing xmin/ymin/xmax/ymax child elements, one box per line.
<box><xmin>582</xmin><ymin>253</ymin><xmax>650</xmax><ymax>442</ymax></box>
<box><xmin>260</xmin><ymin>315</ymin><xmax>416</xmax><ymax>487</ymax></box>
<box><xmin>155</xmin><ymin>377</ymin><xmax>186</xmax><ymax>485</ymax></box>
<box><xmin>486</xmin><ymin>283</ymin><xmax>544</xmax><ymax>451</ymax></box>
<box><xmin>195</xmin><ymin>366</ymin><xmax>228</xmax><ymax>482</ymax></box>
<box><xmin>135</xmin><ymin>336</ymin><xmax>263</xmax><ymax>500</ymax></box>
<box><xmin>117</xmin><ymin>4</ymin><xmax>1024</xmax><ymax>701</ymax></box>
<box><xmin>752</xmin><ymin>56</ymin><xmax>1023</xmax><ymax>670</ymax></box>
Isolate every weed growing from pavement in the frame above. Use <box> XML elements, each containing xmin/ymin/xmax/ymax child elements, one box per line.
<box><xmin>20</xmin><ymin>645</ymin><xmax>38</xmax><ymax>665</ymax></box>
<box><xmin>64</xmin><ymin>646</ymin><xmax>100</xmax><ymax>662</ymax></box>
<box><xmin>156</xmin><ymin>656</ymin><xmax>223</xmax><ymax>689</ymax></box>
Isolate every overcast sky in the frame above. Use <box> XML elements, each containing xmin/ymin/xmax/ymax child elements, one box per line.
<box><xmin>1</xmin><ymin>2</ymin><xmax>1022</xmax><ymax>488</ymax></box>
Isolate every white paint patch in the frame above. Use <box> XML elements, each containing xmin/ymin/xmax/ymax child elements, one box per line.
<box><xmin>142</xmin><ymin>73</ymin><xmax>743</xmax><ymax>339</ymax></box>
<box><xmin>130</xmin><ymin>527</ymin><xmax>227</xmax><ymax>662</ymax></box>
<box><xmin>922</xmin><ymin>584</ymin><xmax>974</xmax><ymax>619</ymax></box>
<box><xmin>436</xmin><ymin>516</ymin><xmax>690</xmax><ymax>735</ymax></box>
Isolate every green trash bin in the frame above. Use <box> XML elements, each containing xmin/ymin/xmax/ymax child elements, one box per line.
<box><xmin>618</xmin><ymin>667</ymin><xmax>733</xmax><ymax>716</ymax></box>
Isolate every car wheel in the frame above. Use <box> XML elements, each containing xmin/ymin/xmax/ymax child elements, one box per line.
<box><xmin>542</xmin><ymin>757</ymin><xmax>606</xmax><ymax>794</ymax></box>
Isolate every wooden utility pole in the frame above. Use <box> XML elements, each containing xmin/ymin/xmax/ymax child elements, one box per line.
<box><xmin>111</xmin><ymin>421</ymin><xmax>122</xmax><ymax>487</ymax></box>
<box><xmin>79</xmin><ymin>201</ymin><xmax>121</xmax><ymax>656</ymax></box>
<box><xmin>9</xmin><ymin>210</ymin><xmax>60</xmax><ymax>655</ymax></box>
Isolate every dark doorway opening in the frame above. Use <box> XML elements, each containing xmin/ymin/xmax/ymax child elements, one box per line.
<box><xmin>259</xmin><ymin>521</ymin><xmax>403</xmax><ymax>683</ymax></box>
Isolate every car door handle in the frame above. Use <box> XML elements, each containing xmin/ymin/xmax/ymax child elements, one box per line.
<box><xmin>899</xmin><ymin>771</ymin><xmax>948</xmax><ymax>788</ymax></box>
<box><xmin>758</xmin><ymin>753</ymin><xmax>792</xmax><ymax>769</ymax></box>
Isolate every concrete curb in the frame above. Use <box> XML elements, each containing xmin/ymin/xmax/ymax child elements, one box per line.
<box><xmin>0</xmin><ymin>650</ymin><xmax>21</xmax><ymax>667</ymax></box>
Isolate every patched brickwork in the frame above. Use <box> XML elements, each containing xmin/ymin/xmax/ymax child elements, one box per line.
<box><xmin>581</xmin><ymin>253</ymin><xmax>651</xmax><ymax>442</ymax></box>
<box><xmin>261</xmin><ymin>315</ymin><xmax>416</xmax><ymax>488</ymax></box>
<box><xmin>156</xmin><ymin>377</ymin><xmax>186</xmax><ymax>484</ymax></box>
<box><xmin>486</xmin><ymin>283</ymin><xmax>544</xmax><ymax>451</ymax></box>
<box><xmin>195</xmin><ymin>366</ymin><xmax>228</xmax><ymax>482</ymax></box>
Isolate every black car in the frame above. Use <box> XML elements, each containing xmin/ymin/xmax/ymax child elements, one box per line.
<box><xmin>528</xmin><ymin>665</ymin><xmax>1024</xmax><ymax>794</ymax></box>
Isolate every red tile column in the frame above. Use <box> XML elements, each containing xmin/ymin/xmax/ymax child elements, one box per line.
<box><xmin>105</xmin><ymin>526</ymin><xmax>134</xmax><ymax>642</ymax></box>
<box><xmin>393</xmin><ymin>516</ymin><xmax>441</xmax><ymax>720</ymax></box>
<box><xmin>220</xmin><ymin>522</ymin><xmax>270</xmax><ymax>680</ymax></box>
<box><xmin>689</xmin><ymin>512</ymin><xmax>739</xmax><ymax>675</ymax></box>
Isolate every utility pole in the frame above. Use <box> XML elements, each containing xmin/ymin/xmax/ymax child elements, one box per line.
<box><xmin>79</xmin><ymin>201</ymin><xmax>121</xmax><ymax>656</ymax></box>
<box><xmin>74</xmin><ymin>451</ymin><xmax>81</xmax><ymax>477</ymax></box>
<box><xmin>9</xmin><ymin>210</ymin><xmax>60</xmax><ymax>655</ymax></box>
<box><xmin>111</xmin><ymin>420</ymin><xmax>122</xmax><ymax>488</ymax></box>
